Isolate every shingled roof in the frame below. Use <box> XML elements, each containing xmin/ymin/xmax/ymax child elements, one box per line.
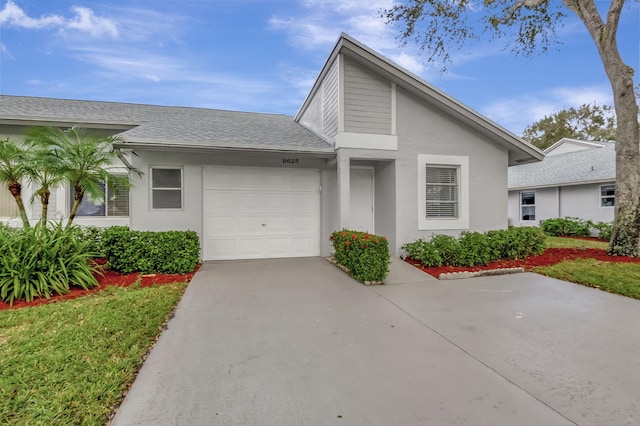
<box><xmin>508</xmin><ymin>144</ymin><xmax>615</xmax><ymax>189</ymax></box>
<box><xmin>0</xmin><ymin>95</ymin><xmax>333</xmax><ymax>153</ymax></box>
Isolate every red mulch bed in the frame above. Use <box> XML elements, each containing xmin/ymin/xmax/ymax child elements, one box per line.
<box><xmin>0</xmin><ymin>260</ymin><xmax>199</xmax><ymax>311</ymax></box>
<box><xmin>406</xmin><ymin>248</ymin><xmax>640</xmax><ymax>279</ymax></box>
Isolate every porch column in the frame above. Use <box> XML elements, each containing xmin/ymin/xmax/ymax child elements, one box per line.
<box><xmin>336</xmin><ymin>149</ymin><xmax>351</xmax><ymax>229</ymax></box>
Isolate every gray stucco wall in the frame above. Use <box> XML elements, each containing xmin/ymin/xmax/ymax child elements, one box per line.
<box><xmin>393</xmin><ymin>87</ymin><xmax>510</xmax><ymax>254</ymax></box>
<box><xmin>130</xmin><ymin>150</ymin><xmax>336</xmax><ymax>258</ymax></box>
<box><xmin>560</xmin><ymin>183</ymin><xmax>614</xmax><ymax>223</ymax></box>
<box><xmin>508</xmin><ymin>183</ymin><xmax>615</xmax><ymax>226</ymax></box>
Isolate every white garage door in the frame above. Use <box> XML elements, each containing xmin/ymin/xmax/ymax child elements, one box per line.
<box><xmin>202</xmin><ymin>166</ymin><xmax>321</xmax><ymax>260</ymax></box>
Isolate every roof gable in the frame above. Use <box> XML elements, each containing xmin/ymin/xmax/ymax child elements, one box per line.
<box><xmin>296</xmin><ymin>33</ymin><xmax>544</xmax><ymax>166</ymax></box>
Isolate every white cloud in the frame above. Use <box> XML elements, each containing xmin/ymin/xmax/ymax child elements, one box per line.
<box><xmin>481</xmin><ymin>85</ymin><xmax>614</xmax><ymax>135</ymax></box>
<box><xmin>65</xmin><ymin>6</ymin><xmax>118</xmax><ymax>38</ymax></box>
<box><xmin>0</xmin><ymin>1</ymin><xmax>118</xmax><ymax>38</ymax></box>
<box><xmin>389</xmin><ymin>52</ymin><xmax>425</xmax><ymax>75</ymax></box>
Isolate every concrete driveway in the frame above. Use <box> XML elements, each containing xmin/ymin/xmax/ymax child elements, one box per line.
<box><xmin>111</xmin><ymin>258</ymin><xmax>640</xmax><ymax>426</ymax></box>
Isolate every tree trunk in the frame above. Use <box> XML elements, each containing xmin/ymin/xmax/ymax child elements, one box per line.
<box><xmin>565</xmin><ymin>0</ymin><xmax>640</xmax><ymax>256</ymax></box>
<box><xmin>8</xmin><ymin>181</ymin><xmax>30</xmax><ymax>228</ymax></box>
<box><xmin>39</xmin><ymin>190</ymin><xmax>50</xmax><ymax>225</ymax></box>
<box><xmin>67</xmin><ymin>184</ymin><xmax>84</xmax><ymax>227</ymax></box>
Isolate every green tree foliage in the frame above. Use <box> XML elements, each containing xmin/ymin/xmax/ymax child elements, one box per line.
<box><xmin>0</xmin><ymin>138</ymin><xmax>31</xmax><ymax>227</ymax></box>
<box><xmin>384</xmin><ymin>0</ymin><xmax>640</xmax><ymax>257</ymax></box>
<box><xmin>522</xmin><ymin>103</ymin><xmax>616</xmax><ymax>149</ymax></box>
<box><xmin>26</xmin><ymin>126</ymin><xmax>140</xmax><ymax>227</ymax></box>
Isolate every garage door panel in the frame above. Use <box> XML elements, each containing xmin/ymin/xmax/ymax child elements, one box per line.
<box><xmin>203</xmin><ymin>238</ymin><xmax>236</xmax><ymax>259</ymax></box>
<box><xmin>204</xmin><ymin>215</ymin><xmax>236</xmax><ymax>235</ymax></box>
<box><xmin>203</xmin><ymin>166</ymin><xmax>320</xmax><ymax>260</ymax></box>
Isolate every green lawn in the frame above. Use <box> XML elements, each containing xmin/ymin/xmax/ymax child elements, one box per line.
<box><xmin>545</xmin><ymin>236</ymin><xmax>608</xmax><ymax>250</ymax></box>
<box><xmin>533</xmin><ymin>259</ymin><xmax>640</xmax><ymax>300</ymax></box>
<box><xmin>0</xmin><ymin>282</ymin><xmax>187</xmax><ymax>425</ymax></box>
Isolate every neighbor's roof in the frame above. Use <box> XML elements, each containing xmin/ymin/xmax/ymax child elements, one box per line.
<box><xmin>297</xmin><ymin>33</ymin><xmax>544</xmax><ymax>166</ymax></box>
<box><xmin>0</xmin><ymin>95</ymin><xmax>334</xmax><ymax>153</ymax></box>
<box><xmin>508</xmin><ymin>144</ymin><xmax>615</xmax><ymax>189</ymax></box>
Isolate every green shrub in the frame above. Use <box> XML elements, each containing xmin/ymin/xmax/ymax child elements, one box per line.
<box><xmin>541</xmin><ymin>217</ymin><xmax>591</xmax><ymax>237</ymax></box>
<box><xmin>591</xmin><ymin>221</ymin><xmax>612</xmax><ymax>241</ymax></box>
<box><xmin>79</xmin><ymin>226</ymin><xmax>107</xmax><ymax>257</ymax></box>
<box><xmin>330</xmin><ymin>230</ymin><xmax>390</xmax><ymax>282</ymax></box>
<box><xmin>457</xmin><ymin>232</ymin><xmax>493</xmax><ymax>266</ymax></box>
<box><xmin>402</xmin><ymin>239</ymin><xmax>443</xmax><ymax>267</ymax></box>
<box><xmin>0</xmin><ymin>222</ymin><xmax>99</xmax><ymax>304</ymax></box>
<box><xmin>429</xmin><ymin>234</ymin><xmax>461</xmax><ymax>266</ymax></box>
<box><xmin>102</xmin><ymin>227</ymin><xmax>200</xmax><ymax>274</ymax></box>
<box><xmin>402</xmin><ymin>226</ymin><xmax>546</xmax><ymax>267</ymax></box>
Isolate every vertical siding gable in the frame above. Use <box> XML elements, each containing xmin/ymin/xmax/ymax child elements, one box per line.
<box><xmin>343</xmin><ymin>57</ymin><xmax>392</xmax><ymax>135</ymax></box>
<box><xmin>322</xmin><ymin>59</ymin><xmax>339</xmax><ymax>138</ymax></box>
<box><xmin>298</xmin><ymin>57</ymin><xmax>340</xmax><ymax>141</ymax></box>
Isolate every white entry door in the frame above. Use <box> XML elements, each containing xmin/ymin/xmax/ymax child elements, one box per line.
<box><xmin>202</xmin><ymin>166</ymin><xmax>321</xmax><ymax>260</ymax></box>
<box><xmin>350</xmin><ymin>168</ymin><xmax>374</xmax><ymax>233</ymax></box>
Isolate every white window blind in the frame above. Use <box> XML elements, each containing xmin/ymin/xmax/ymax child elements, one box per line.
<box><xmin>425</xmin><ymin>166</ymin><xmax>458</xmax><ymax>218</ymax></box>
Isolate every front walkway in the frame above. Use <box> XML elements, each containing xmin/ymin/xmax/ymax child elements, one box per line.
<box><xmin>111</xmin><ymin>257</ymin><xmax>640</xmax><ymax>425</ymax></box>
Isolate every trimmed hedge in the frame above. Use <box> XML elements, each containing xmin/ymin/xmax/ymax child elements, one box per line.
<box><xmin>102</xmin><ymin>227</ymin><xmax>200</xmax><ymax>274</ymax></box>
<box><xmin>330</xmin><ymin>230</ymin><xmax>390</xmax><ymax>282</ymax></box>
<box><xmin>402</xmin><ymin>226</ymin><xmax>546</xmax><ymax>268</ymax></box>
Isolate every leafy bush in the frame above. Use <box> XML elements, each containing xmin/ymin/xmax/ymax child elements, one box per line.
<box><xmin>457</xmin><ymin>232</ymin><xmax>493</xmax><ymax>266</ymax></box>
<box><xmin>79</xmin><ymin>226</ymin><xmax>107</xmax><ymax>257</ymax></box>
<box><xmin>541</xmin><ymin>217</ymin><xmax>591</xmax><ymax>237</ymax></box>
<box><xmin>330</xmin><ymin>230</ymin><xmax>390</xmax><ymax>282</ymax></box>
<box><xmin>403</xmin><ymin>226</ymin><xmax>546</xmax><ymax>267</ymax></box>
<box><xmin>102</xmin><ymin>227</ymin><xmax>200</xmax><ymax>274</ymax></box>
<box><xmin>402</xmin><ymin>239</ymin><xmax>443</xmax><ymax>267</ymax></box>
<box><xmin>591</xmin><ymin>221</ymin><xmax>612</xmax><ymax>241</ymax></box>
<box><xmin>0</xmin><ymin>222</ymin><xmax>99</xmax><ymax>304</ymax></box>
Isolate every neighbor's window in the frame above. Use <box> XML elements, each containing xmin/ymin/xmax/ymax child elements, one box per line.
<box><xmin>151</xmin><ymin>168</ymin><xmax>182</xmax><ymax>209</ymax></box>
<box><xmin>418</xmin><ymin>154</ymin><xmax>469</xmax><ymax>230</ymax></box>
<box><xmin>70</xmin><ymin>178</ymin><xmax>129</xmax><ymax>217</ymax></box>
<box><xmin>425</xmin><ymin>166</ymin><xmax>459</xmax><ymax>218</ymax></box>
<box><xmin>520</xmin><ymin>192</ymin><xmax>536</xmax><ymax>221</ymax></box>
<box><xmin>600</xmin><ymin>184</ymin><xmax>615</xmax><ymax>207</ymax></box>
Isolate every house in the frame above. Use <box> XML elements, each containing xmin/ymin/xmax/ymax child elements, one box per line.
<box><xmin>0</xmin><ymin>33</ymin><xmax>543</xmax><ymax>260</ymax></box>
<box><xmin>508</xmin><ymin>138</ymin><xmax>615</xmax><ymax>226</ymax></box>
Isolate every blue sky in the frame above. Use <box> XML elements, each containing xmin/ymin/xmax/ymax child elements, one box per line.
<box><xmin>0</xmin><ymin>0</ymin><xmax>638</xmax><ymax>135</ymax></box>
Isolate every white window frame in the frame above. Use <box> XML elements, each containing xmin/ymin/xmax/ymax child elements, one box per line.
<box><xmin>69</xmin><ymin>174</ymin><xmax>130</xmax><ymax>218</ymax></box>
<box><xmin>520</xmin><ymin>191</ymin><xmax>536</xmax><ymax>221</ymax></box>
<box><xmin>150</xmin><ymin>167</ymin><xmax>183</xmax><ymax>210</ymax></box>
<box><xmin>418</xmin><ymin>154</ymin><xmax>469</xmax><ymax>230</ymax></box>
<box><xmin>600</xmin><ymin>184</ymin><xmax>615</xmax><ymax>208</ymax></box>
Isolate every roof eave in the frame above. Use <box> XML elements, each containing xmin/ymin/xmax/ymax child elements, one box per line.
<box><xmin>509</xmin><ymin>177</ymin><xmax>616</xmax><ymax>190</ymax></box>
<box><xmin>113</xmin><ymin>140</ymin><xmax>336</xmax><ymax>156</ymax></box>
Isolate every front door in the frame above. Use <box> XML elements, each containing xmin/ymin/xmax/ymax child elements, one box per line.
<box><xmin>350</xmin><ymin>168</ymin><xmax>374</xmax><ymax>233</ymax></box>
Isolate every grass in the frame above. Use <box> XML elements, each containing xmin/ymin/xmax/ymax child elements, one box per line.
<box><xmin>545</xmin><ymin>236</ymin><xmax>608</xmax><ymax>250</ymax></box>
<box><xmin>533</xmin><ymin>259</ymin><xmax>640</xmax><ymax>300</ymax></box>
<box><xmin>0</xmin><ymin>282</ymin><xmax>187</xmax><ymax>425</ymax></box>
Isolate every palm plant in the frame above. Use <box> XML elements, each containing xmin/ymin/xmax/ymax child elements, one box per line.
<box><xmin>0</xmin><ymin>138</ymin><xmax>31</xmax><ymax>227</ymax></box>
<box><xmin>29</xmin><ymin>126</ymin><xmax>140</xmax><ymax>227</ymax></box>
<box><xmin>24</xmin><ymin>128</ymin><xmax>68</xmax><ymax>224</ymax></box>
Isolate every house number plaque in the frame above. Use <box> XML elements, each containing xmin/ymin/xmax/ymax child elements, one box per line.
<box><xmin>282</xmin><ymin>158</ymin><xmax>300</xmax><ymax>164</ymax></box>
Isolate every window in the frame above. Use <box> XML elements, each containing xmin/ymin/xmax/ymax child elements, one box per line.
<box><xmin>426</xmin><ymin>166</ymin><xmax>458</xmax><ymax>218</ymax></box>
<box><xmin>418</xmin><ymin>154</ymin><xmax>469</xmax><ymax>230</ymax></box>
<box><xmin>70</xmin><ymin>178</ymin><xmax>129</xmax><ymax>217</ymax></box>
<box><xmin>520</xmin><ymin>192</ymin><xmax>535</xmax><ymax>221</ymax></box>
<box><xmin>151</xmin><ymin>168</ymin><xmax>182</xmax><ymax>209</ymax></box>
<box><xmin>600</xmin><ymin>184</ymin><xmax>615</xmax><ymax>207</ymax></box>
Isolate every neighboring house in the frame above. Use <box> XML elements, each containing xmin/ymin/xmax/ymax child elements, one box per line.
<box><xmin>0</xmin><ymin>33</ymin><xmax>542</xmax><ymax>260</ymax></box>
<box><xmin>508</xmin><ymin>138</ymin><xmax>615</xmax><ymax>226</ymax></box>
